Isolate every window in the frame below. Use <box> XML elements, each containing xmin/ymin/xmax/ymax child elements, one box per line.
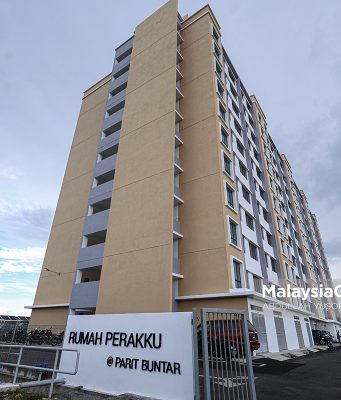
<box><xmin>271</xmin><ymin>258</ymin><xmax>276</xmax><ymax>272</ymax></box>
<box><xmin>229</xmin><ymin>219</ymin><xmax>239</xmax><ymax>246</ymax></box>
<box><xmin>237</xmin><ymin>140</ymin><xmax>245</xmax><ymax>156</ymax></box>
<box><xmin>242</xmin><ymin>185</ymin><xmax>250</xmax><ymax>203</ymax></box>
<box><xmin>233</xmin><ymin>260</ymin><xmax>242</xmax><ymax>288</ymax></box>
<box><xmin>267</xmin><ymin>232</ymin><xmax>272</xmax><ymax>246</ymax></box>
<box><xmin>263</xmin><ymin>208</ymin><xmax>268</xmax><ymax>222</ymax></box>
<box><xmin>253</xmin><ymin>276</ymin><xmax>262</xmax><ymax>293</ymax></box>
<box><xmin>249</xmin><ymin>242</ymin><xmax>258</xmax><ymax>260</ymax></box>
<box><xmin>220</xmin><ymin>126</ymin><xmax>229</xmax><ymax>148</ymax></box>
<box><xmin>217</xmin><ymin>81</ymin><xmax>224</xmax><ymax>98</ymax></box>
<box><xmin>239</xmin><ymin>161</ymin><xmax>247</xmax><ymax>179</ymax></box>
<box><xmin>228</xmin><ymin>68</ymin><xmax>236</xmax><ymax>85</ymax></box>
<box><xmin>232</xmin><ymin>100</ymin><xmax>240</xmax><ymax>117</ymax></box>
<box><xmin>230</xmin><ymin>84</ymin><xmax>238</xmax><ymax>100</ymax></box>
<box><xmin>225</xmin><ymin>183</ymin><xmax>235</xmax><ymax>209</ymax></box>
<box><xmin>260</xmin><ymin>187</ymin><xmax>265</xmax><ymax>200</ymax></box>
<box><xmin>223</xmin><ymin>154</ymin><xmax>231</xmax><ymax>175</ymax></box>
<box><xmin>213</xmin><ymin>27</ymin><xmax>219</xmax><ymax>42</ymax></box>
<box><xmin>245</xmin><ymin>213</ymin><xmax>254</xmax><ymax>230</ymax></box>
<box><xmin>219</xmin><ymin>104</ymin><xmax>226</xmax><ymax>121</ymax></box>
<box><xmin>214</xmin><ymin>44</ymin><xmax>221</xmax><ymax>58</ymax></box>
<box><xmin>234</xmin><ymin>119</ymin><xmax>242</xmax><ymax>136</ymax></box>
<box><xmin>256</xmin><ymin>168</ymin><xmax>261</xmax><ymax>179</ymax></box>
<box><xmin>215</xmin><ymin>62</ymin><xmax>222</xmax><ymax>79</ymax></box>
<box><xmin>265</xmin><ymin>254</ymin><xmax>269</xmax><ymax>268</ymax></box>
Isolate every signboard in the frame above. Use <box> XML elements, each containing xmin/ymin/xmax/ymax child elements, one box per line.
<box><xmin>59</xmin><ymin>312</ymin><xmax>195</xmax><ymax>400</ymax></box>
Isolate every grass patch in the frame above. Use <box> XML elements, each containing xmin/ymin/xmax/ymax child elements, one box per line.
<box><xmin>0</xmin><ymin>389</ymin><xmax>45</xmax><ymax>400</ymax></box>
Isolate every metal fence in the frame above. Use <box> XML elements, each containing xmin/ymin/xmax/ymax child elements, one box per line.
<box><xmin>199</xmin><ymin>308</ymin><xmax>257</xmax><ymax>400</ymax></box>
<box><xmin>0</xmin><ymin>324</ymin><xmax>65</xmax><ymax>346</ymax></box>
<box><xmin>0</xmin><ymin>344</ymin><xmax>79</xmax><ymax>398</ymax></box>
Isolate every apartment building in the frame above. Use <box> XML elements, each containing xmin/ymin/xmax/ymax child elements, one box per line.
<box><xmin>27</xmin><ymin>0</ymin><xmax>340</xmax><ymax>353</ymax></box>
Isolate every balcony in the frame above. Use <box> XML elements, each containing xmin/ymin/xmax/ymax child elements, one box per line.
<box><xmin>173</xmin><ymin>218</ymin><xmax>183</xmax><ymax>239</ymax></box>
<box><xmin>175</xmin><ymin>109</ymin><xmax>183</xmax><ymax>123</ymax></box>
<box><xmin>83</xmin><ymin>210</ymin><xmax>110</xmax><ymax>236</ymax></box>
<box><xmin>174</xmin><ymin>155</ymin><xmax>183</xmax><ymax>175</ymax></box>
<box><xmin>109</xmin><ymin>71</ymin><xmax>129</xmax><ymax>93</ymax></box>
<box><xmin>177</xmin><ymin>31</ymin><xmax>184</xmax><ymax>45</ymax></box>
<box><xmin>89</xmin><ymin>179</ymin><xmax>114</xmax><ymax>202</ymax></box>
<box><xmin>175</xmin><ymin>130</ymin><xmax>183</xmax><ymax>147</ymax></box>
<box><xmin>78</xmin><ymin>242</ymin><xmax>105</xmax><ymax>264</ymax></box>
<box><xmin>177</xmin><ymin>49</ymin><xmax>183</xmax><ymax>63</ymax></box>
<box><xmin>176</xmin><ymin>67</ymin><xmax>183</xmax><ymax>81</ymax></box>
<box><xmin>102</xmin><ymin>109</ymin><xmax>124</xmax><ymax>133</ymax></box>
<box><xmin>176</xmin><ymin>86</ymin><xmax>184</xmax><ymax>101</ymax></box>
<box><xmin>107</xmin><ymin>89</ymin><xmax>127</xmax><ymax>111</ymax></box>
<box><xmin>115</xmin><ymin>36</ymin><xmax>133</xmax><ymax>61</ymax></box>
<box><xmin>70</xmin><ymin>281</ymin><xmax>100</xmax><ymax>310</ymax></box>
<box><xmin>94</xmin><ymin>155</ymin><xmax>117</xmax><ymax>179</ymax></box>
<box><xmin>174</xmin><ymin>184</ymin><xmax>183</xmax><ymax>205</ymax></box>
<box><xmin>112</xmin><ymin>54</ymin><xmax>131</xmax><ymax>77</ymax></box>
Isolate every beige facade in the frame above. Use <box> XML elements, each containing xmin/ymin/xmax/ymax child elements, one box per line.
<box><xmin>178</xmin><ymin>6</ymin><xmax>243</xmax><ymax>302</ymax></box>
<box><xmin>30</xmin><ymin>76</ymin><xmax>111</xmax><ymax>327</ymax></box>
<box><xmin>96</xmin><ymin>0</ymin><xmax>178</xmax><ymax>314</ymax></box>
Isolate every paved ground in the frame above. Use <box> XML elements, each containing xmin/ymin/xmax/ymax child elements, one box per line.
<box><xmin>254</xmin><ymin>346</ymin><xmax>341</xmax><ymax>400</ymax></box>
<box><xmin>2</xmin><ymin>344</ymin><xmax>341</xmax><ymax>399</ymax></box>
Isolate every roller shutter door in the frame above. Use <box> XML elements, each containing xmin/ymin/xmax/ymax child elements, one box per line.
<box><xmin>252</xmin><ymin>312</ymin><xmax>268</xmax><ymax>353</ymax></box>
<box><xmin>305</xmin><ymin>321</ymin><xmax>313</xmax><ymax>346</ymax></box>
<box><xmin>274</xmin><ymin>316</ymin><xmax>288</xmax><ymax>351</ymax></box>
<box><xmin>294</xmin><ymin>318</ymin><xmax>305</xmax><ymax>348</ymax></box>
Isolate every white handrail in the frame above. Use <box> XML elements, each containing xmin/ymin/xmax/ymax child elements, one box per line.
<box><xmin>0</xmin><ymin>344</ymin><xmax>80</xmax><ymax>398</ymax></box>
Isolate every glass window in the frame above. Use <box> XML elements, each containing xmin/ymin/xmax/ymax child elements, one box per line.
<box><xmin>239</xmin><ymin>161</ymin><xmax>247</xmax><ymax>179</ymax></box>
<box><xmin>242</xmin><ymin>186</ymin><xmax>250</xmax><ymax>203</ymax></box>
<box><xmin>237</xmin><ymin>140</ymin><xmax>245</xmax><ymax>156</ymax></box>
<box><xmin>221</xmin><ymin>126</ymin><xmax>229</xmax><ymax>147</ymax></box>
<box><xmin>233</xmin><ymin>260</ymin><xmax>242</xmax><ymax>288</ymax></box>
<box><xmin>226</xmin><ymin>184</ymin><xmax>234</xmax><ymax>208</ymax></box>
<box><xmin>246</xmin><ymin>213</ymin><xmax>254</xmax><ymax>230</ymax></box>
<box><xmin>249</xmin><ymin>242</ymin><xmax>258</xmax><ymax>260</ymax></box>
<box><xmin>224</xmin><ymin>154</ymin><xmax>231</xmax><ymax>175</ymax></box>
<box><xmin>229</xmin><ymin>220</ymin><xmax>238</xmax><ymax>246</ymax></box>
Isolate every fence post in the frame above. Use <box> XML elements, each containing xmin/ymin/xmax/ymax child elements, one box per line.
<box><xmin>241</xmin><ymin>312</ymin><xmax>257</xmax><ymax>400</ymax></box>
<box><xmin>201</xmin><ymin>308</ymin><xmax>211</xmax><ymax>400</ymax></box>
<box><xmin>49</xmin><ymin>348</ymin><xmax>59</xmax><ymax>399</ymax></box>
<box><xmin>13</xmin><ymin>346</ymin><xmax>23</xmax><ymax>385</ymax></box>
<box><xmin>192</xmin><ymin>308</ymin><xmax>200</xmax><ymax>400</ymax></box>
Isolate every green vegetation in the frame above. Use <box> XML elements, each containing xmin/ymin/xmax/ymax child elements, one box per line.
<box><xmin>0</xmin><ymin>389</ymin><xmax>45</xmax><ymax>400</ymax></box>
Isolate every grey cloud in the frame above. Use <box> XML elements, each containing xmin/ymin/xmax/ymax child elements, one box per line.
<box><xmin>0</xmin><ymin>204</ymin><xmax>53</xmax><ymax>246</ymax></box>
<box><xmin>21</xmin><ymin>208</ymin><xmax>53</xmax><ymax>230</ymax></box>
<box><xmin>289</xmin><ymin>101</ymin><xmax>341</xmax><ymax>208</ymax></box>
<box><xmin>325</xmin><ymin>237</ymin><xmax>341</xmax><ymax>259</ymax></box>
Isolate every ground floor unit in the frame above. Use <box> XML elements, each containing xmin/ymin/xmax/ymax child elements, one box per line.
<box><xmin>27</xmin><ymin>291</ymin><xmax>341</xmax><ymax>354</ymax></box>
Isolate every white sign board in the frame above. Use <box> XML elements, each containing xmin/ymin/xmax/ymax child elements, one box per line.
<box><xmin>59</xmin><ymin>312</ymin><xmax>195</xmax><ymax>400</ymax></box>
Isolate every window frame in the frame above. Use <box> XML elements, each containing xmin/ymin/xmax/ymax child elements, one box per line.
<box><xmin>245</xmin><ymin>212</ymin><xmax>255</xmax><ymax>231</ymax></box>
<box><xmin>227</xmin><ymin>216</ymin><xmax>242</xmax><ymax>250</ymax></box>
<box><xmin>224</xmin><ymin>181</ymin><xmax>237</xmax><ymax>212</ymax></box>
<box><xmin>220</xmin><ymin>124</ymin><xmax>230</xmax><ymax>149</ymax></box>
<box><xmin>221</xmin><ymin>150</ymin><xmax>234</xmax><ymax>180</ymax></box>
<box><xmin>249</xmin><ymin>241</ymin><xmax>259</xmax><ymax>261</ymax></box>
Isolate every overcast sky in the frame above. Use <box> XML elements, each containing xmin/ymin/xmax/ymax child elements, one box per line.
<box><xmin>1</xmin><ymin>0</ymin><xmax>340</xmax><ymax>315</ymax></box>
